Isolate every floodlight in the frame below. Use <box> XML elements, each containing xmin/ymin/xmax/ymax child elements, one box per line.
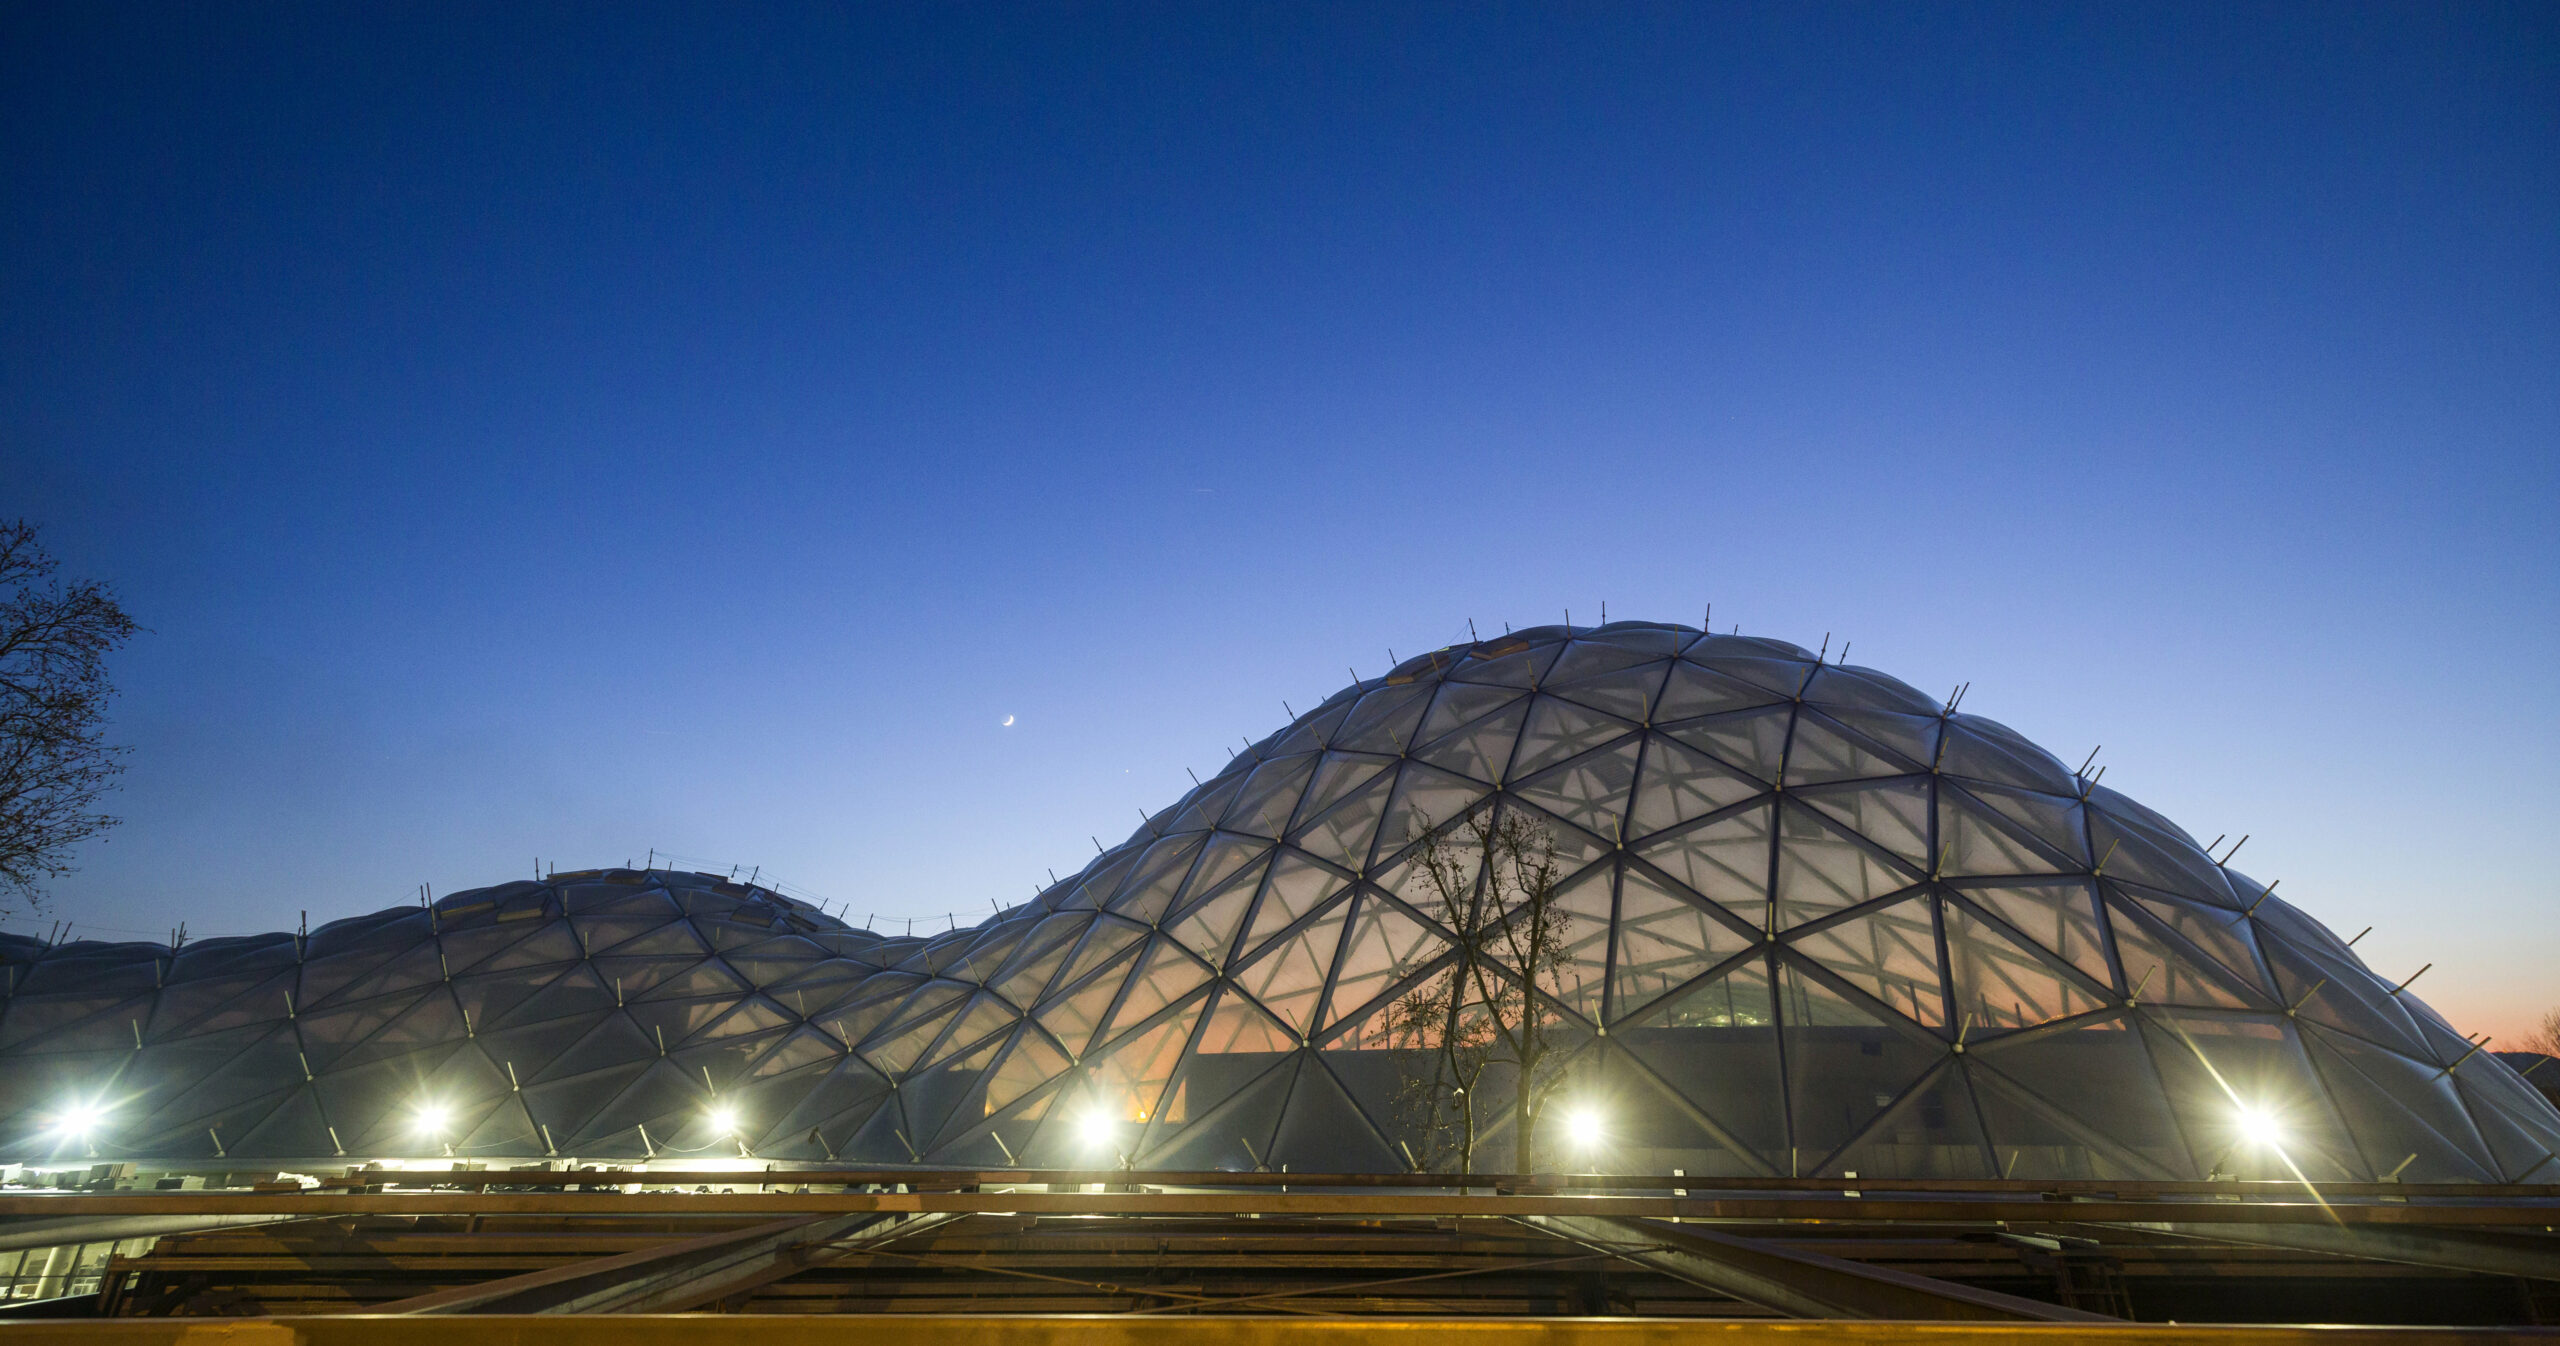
<box><xmin>1080</xmin><ymin>1110</ymin><xmax>1117</xmax><ymax>1149</ymax></box>
<box><xmin>1568</xmin><ymin>1106</ymin><xmax>1603</xmax><ymax>1150</ymax></box>
<box><xmin>49</xmin><ymin>1100</ymin><xmax>103</xmax><ymax>1140</ymax></box>
<box><xmin>410</xmin><ymin>1103</ymin><xmax>451</xmax><ymax>1137</ymax></box>
<box><xmin>2237</xmin><ymin>1106</ymin><xmax>2285</xmax><ymax>1148</ymax></box>
<box><xmin>708</xmin><ymin>1104</ymin><xmax>742</xmax><ymax>1136</ymax></box>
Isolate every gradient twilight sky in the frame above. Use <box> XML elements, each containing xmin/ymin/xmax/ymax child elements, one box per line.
<box><xmin>2</xmin><ymin>4</ymin><xmax>2553</xmax><ymax>1041</ymax></box>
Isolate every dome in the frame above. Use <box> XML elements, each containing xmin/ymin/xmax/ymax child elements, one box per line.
<box><xmin>5</xmin><ymin>621</ymin><xmax>2555</xmax><ymax>1182</ymax></box>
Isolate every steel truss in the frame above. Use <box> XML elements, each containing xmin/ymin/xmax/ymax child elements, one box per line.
<box><xmin>0</xmin><ymin>1170</ymin><xmax>2550</xmax><ymax>1334</ymax></box>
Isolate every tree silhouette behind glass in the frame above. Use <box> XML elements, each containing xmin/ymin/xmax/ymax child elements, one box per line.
<box><xmin>1387</xmin><ymin>805</ymin><xmax>1574</xmax><ymax>1174</ymax></box>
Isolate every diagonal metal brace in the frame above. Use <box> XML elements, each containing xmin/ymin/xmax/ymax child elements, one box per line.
<box><xmin>1523</xmin><ymin>1214</ymin><xmax>2113</xmax><ymax>1322</ymax></box>
<box><xmin>369</xmin><ymin>1208</ymin><xmax>958</xmax><ymax>1314</ymax></box>
<box><xmin>0</xmin><ymin>1213</ymin><xmax>295</xmax><ymax>1253</ymax></box>
<box><xmin>2111</xmin><ymin>1221</ymin><xmax>2560</xmax><ymax>1282</ymax></box>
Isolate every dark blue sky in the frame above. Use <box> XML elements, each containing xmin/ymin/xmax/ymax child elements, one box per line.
<box><xmin>5</xmin><ymin>3</ymin><xmax>2553</xmax><ymax>1038</ymax></box>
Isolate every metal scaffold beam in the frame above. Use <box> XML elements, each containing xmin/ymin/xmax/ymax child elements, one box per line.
<box><xmin>0</xmin><ymin>1314</ymin><xmax>2535</xmax><ymax>1343</ymax></box>
<box><xmin>2117</xmin><ymin>1221</ymin><xmax>2560</xmax><ymax>1283</ymax></box>
<box><xmin>4</xmin><ymin>1188</ymin><xmax>2551</xmax><ymax>1227</ymax></box>
<box><xmin>1524</xmin><ymin>1214</ymin><xmax>2116</xmax><ymax>1323</ymax></box>
<box><xmin>0</xmin><ymin>1215</ymin><xmax>294</xmax><ymax>1254</ymax></box>
<box><xmin>371</xmin><ymin>1210</ymin><xmax>958</xmax><ymax>1315</ymax></box>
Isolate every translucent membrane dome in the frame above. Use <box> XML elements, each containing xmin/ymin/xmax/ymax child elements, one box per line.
<box><xmin>5</xmin><ymin>622</ymin><xmax>2555</xmax><ymax>1181</ymax></box>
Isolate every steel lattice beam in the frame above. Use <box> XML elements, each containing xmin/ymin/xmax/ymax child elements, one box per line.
<box><xmin>369</xmin><ymin>1210</ymin><xmax>958</xmax><ymax>1315</ymax></box>
<box><xmin>1523</xmin><ymin>1214</ymin><xmax>2114</xmax><ymax>1322</ymax></box>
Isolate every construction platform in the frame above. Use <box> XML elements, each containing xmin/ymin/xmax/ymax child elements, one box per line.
<box><xmin>0</xmin><ymin>1167</ymin><xmax>2553</xmax><ymax>1339</ymax></box>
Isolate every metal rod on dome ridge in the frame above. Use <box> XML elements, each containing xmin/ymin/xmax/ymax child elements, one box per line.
<box><xmin>2218</xmin><ymin>835</ymin><xmax>2251</xmax><ymax>866</ymax></box>
<box><xmin>2347</xmin><ymin>925</ymin><xmax>2371</xmax><ymax>946</ymax></box>
<box><xmin>2435</xmin><ymin>1038</ymin><xmax>2490</xmax><ymax>1079</ymax></box>
<box><xmin>2245</xmin><ymin>879</ymin><xmax>2280</xmax><ymax>915</ymax></box>
<box><xmin>2288</xmin><ymin>978</ymin><xmax>2328</xmax><ymax>1013</ymax></box>
<box><xmin>1469</xmin><ymin>618</ymin><xmax>1480</xmax><ymax>641</ymax></box>
<box><xmin>2391</xmin><ymin>964</ymin><xmax>2432</xmax><ymax>994</ymax></box>
<box><xmin>1816</xmin><ymin>632</ymin><xmax>1829</xmax><ymax>661</ymax></box>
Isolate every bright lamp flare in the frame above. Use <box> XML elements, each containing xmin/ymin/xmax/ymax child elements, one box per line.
<box><xmin>708</xmin><ymin>1104</ymin><xmax>742</xmax><ymax>1136</ymax></box>
<box><xmin>1568</xmin><ymin>1106</ymin><xmax>1603</xmax><ymax>1149</ymax></box>
<box><xmin>2237</xmin><ymin>1106</ymin><xmax>2285</xmax><ymax>1148</ymax></box>
<box><xmin>49</xmin><ymin>1101</ymin><xmax>104</xmax><ymax>1139</ymax></box>
<box><xmin>1080</xmin><ymin>1111</ymin><xmax>1117</xmax><ymax>1149</ymax></box>
<box><xmin>410</xmin><ymin>1103</ymin><xmax>450</xmax><ymax>1137</ymax></box>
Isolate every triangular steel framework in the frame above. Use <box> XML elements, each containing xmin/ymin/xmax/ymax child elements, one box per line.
<box><xmin>4</xmin><ymin>622</ymin><xmax>2553</xmax><ymax>1182</ymax></box>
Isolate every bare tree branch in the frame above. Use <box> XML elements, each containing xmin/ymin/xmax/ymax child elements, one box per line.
<box><xmin>2523</xmin><ymin>1007</ymin><xmax>2560</xmax><ymax>1060</ymax></box>
<box><xmin>1391</xmin><ymin>803</ymin><xmax>1577</xmax><ymax>1174</ymax></box>
<box><xmin>0</xmin><ymin>520</ymin><xmax>141</xmax><ymax>915</ymax></box>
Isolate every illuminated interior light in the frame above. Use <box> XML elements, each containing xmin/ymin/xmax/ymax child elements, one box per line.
<box><xmin>708</xmin><ymin>1104</ymin><xmax>741</xmax><ymax>1136</ymax></box>
<box><xmin>1568</xmin><ymin>1106</ymin><xmax>1603</xmax><ymax>1149</ymax></box>
<box><xmin>1080</xmin><ymin>1110</ymin><xmax>1116</xmax><ymax>1148</ymax></box>
<box><xmin>2237</xmin><ymin>1105</ymin><xmax>2285</xmax><ymax>1148</ymax></box>
<box><xmin>410</xmin><ymin>1103</ymin><xmax>451</xmax><ymax>1137</ymax></box>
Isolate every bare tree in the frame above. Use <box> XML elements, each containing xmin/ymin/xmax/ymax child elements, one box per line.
<box><xmin>0</xmin><ymin>521</ymin><xmax>140</xmax><ymax>914</ymax></box>
<box><xmin>1387</xmin><ymin>805</ymin><xmax>1576</xmax><ymax>1174</ymax></box>
<box><xmin>2523</xmin><ymin>1007</ymin><xmax>2560</xmax><ymax>1059</ymax></box>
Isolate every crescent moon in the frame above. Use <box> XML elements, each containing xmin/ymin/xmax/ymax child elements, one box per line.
<box><xmin>1002</xmin><ymin>715</ymin><xmax>1015</xmax><ymax>727</ymax></box>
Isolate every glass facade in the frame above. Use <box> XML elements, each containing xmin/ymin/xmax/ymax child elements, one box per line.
<box><xmin>4</xmin><ymin>622</ymin><xmax>2554</xmax><ymax>1181</ymax></box>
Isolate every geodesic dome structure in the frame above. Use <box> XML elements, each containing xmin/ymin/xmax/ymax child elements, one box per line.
<box><xmin>4</xmin><ymin>622</ymin><xmax>2554</xmax><ymax>1182</ymax></box>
